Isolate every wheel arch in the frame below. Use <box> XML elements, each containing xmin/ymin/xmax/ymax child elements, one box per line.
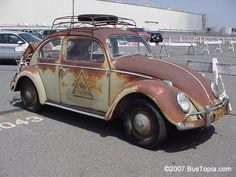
<box><xmin>106</xmin><ymin>79</ymin><xmax>185</xmax><ymax>125</ymax></box>
<box><xmin>111</xmin><ymin>92</ymin><xmax>160</xmax><ymax>118</ymax></box>
<box><xmin>13</xmin><ymin>68</ymin><xmax>47</xmax><ymax>105</ymax></box>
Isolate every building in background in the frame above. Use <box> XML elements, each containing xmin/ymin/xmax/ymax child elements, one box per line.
<box><xmin>0</xmin><ymin>0</ymin><xmax>206</xmax><ymax>32</ymax></box>
<box><xmin>221</xmin><ymin>27</ymin><xmax>236</xmax><ymax>35</ymax></box>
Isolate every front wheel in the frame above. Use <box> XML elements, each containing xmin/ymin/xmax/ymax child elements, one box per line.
<box><xmin>20</xmin><ymin>78</ymin><xmax>41</xmax><ymax>112</ymax></box>
<box><xmin>123</xmin><ymin>99</ymin><xmax>168</xmax><ymax>149</ymax></box>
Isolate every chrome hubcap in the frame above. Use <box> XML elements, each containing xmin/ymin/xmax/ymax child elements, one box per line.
<box><xmin>133</xmin><ymin>112</ymin><xmax>152</xmax><ymax>137</ymax></box>
<box><xmin>25</xmin><ymin>87</ymin><xmax>36</xmax><ymax>104</ymax></box>
<box><xmin>25</xmin><ymin>90</ymin><xmax>33</xmax><ymax>100</ymax></box>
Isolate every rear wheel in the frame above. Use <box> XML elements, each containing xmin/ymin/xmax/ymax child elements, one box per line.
<box><xmin>123</xmin><ymin>99</ymin><xmax>168</xmax><ymax>149</ymax></box>
<box><xmin>20</xmin><ymin>78</ymin><xmax>41</xmax><ymax>112</ymax></box>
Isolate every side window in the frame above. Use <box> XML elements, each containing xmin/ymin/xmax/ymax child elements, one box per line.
<box><xmin>39</xmin><ymin>38</ymin><xmax>61</xmax><ymax>59</ymax></box>
<box><xmin>66</xmin><ymin>38</ymin><xmax>104</xmax><ymax>62</ymax></box>
<box><xmin>0</xmin><ymin>34</ymin><xmax>5</xmax><ymax>43</ymax></box>
<box><xmin>3</xmin><ymin>34</ymin><xmax>22</xmax><ymax>44</ymax></box>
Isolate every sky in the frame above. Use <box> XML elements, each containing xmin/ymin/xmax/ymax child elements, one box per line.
<box><xmin>113</xmin><ymin>0</ymin><xmax>236</xmax><ymax>28</ymax></box>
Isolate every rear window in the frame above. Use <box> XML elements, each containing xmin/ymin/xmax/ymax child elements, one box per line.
<box><xmin>39</xmin><ymin>38</ymin><xmax>61</xmax><ymax>59</ymax></box>
<box><xmin>19</xmin><ymin>33</ymin><xmax>41</xmax><ymax>43</ymax></box>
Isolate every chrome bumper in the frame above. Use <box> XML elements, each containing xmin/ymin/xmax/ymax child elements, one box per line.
<box><xmin>176</xmin><ymin>97</ymin><xmax>230</xmax><ymax>130</ymax></box>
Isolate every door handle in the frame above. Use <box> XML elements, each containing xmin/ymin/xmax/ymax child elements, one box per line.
<box><xmin>59</xmin><ymin>67</ymin><xmax>69</xmax><ymax>72</ymax></box>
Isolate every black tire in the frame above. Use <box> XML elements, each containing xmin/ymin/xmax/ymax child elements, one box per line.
<box><xmin>123</xmin><ymin>99</ymin><xmax>168</xmax><ymax>149</ymax></box>
<box><xmin>20</xmin><ymin>78</ymin><xmax>41</xmax><ymax>112</ymax></box>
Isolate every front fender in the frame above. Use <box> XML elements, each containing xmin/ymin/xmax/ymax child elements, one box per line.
<box><xmin>106</xmin><ymin>79</ymin><xmax>185</xmax><ymax>125</ymax></box>
<box><xmin>12</xmin><ymin>66</ymin><xmax>47</xmax><ymax>105</ymax></box>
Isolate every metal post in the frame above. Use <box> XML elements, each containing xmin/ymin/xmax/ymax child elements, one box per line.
<box><xmin>72</xmin><ymin>0</ymin><xmax>75</xmax><ymax>17</ymax></box>
<box><xmin>71</xmin><ymin>0</ymin><xmax>75</xmax><ymax>28</ymax></box>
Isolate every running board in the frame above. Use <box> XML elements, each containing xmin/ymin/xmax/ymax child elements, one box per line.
<box><xmin>44</xmin><ymin>102</ymin><xmax>106</xmax><ymax>120</ymax></box>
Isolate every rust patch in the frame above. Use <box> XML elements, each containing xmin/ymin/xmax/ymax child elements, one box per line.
<box><xmin>36</xmin><ymin>64</ymin><xmax>57</xmax><ymax>73</ymax></box>
<box><xmin>61</xmin><ymin>62</ymin><xmax>105</xmax><ymax>79</ymax></box>
<box><xmin>84</xmin><ymin>70</ymin><xmax>105</xmax><ymax>95</ymax></box>
<box><xmin>21</xmin><ymin>66</ymin><xmax>38</xmax><ymax>74</ymax></box>
<box><xmin>87</xmin><ymin>79</ymin><xmax>103</xmax><ymax>94</ymax></box>
<box><xmin>115</xmin><ymin>72</ymin><xmax>140</xmax><ymax>84</ymax></box>
<box><xmin>65</xmin><ymin>67</ymin><xmax>106</xmax><ymax>94</ymax></box>
<box><xmin>61</xmin><ymin>59</ymin><xmax>104</xmax><ymax>68</ymax></box>
<box><xmin>114</xmin><ymin>56</ymin><xmax>215</xmax><ymax>108</ymax></box>
<box><xmin>38</xmin><ymin>58</ymin><xmax>58</xmax><ymax>64</ymax></box>
<box><xmin>68</xmin><ymin>68</ymin><xmax>105</xmax><ymax>95</ymax></box>
<box><xmin>72</xmin><ymin>70</ymin><xmax>93</xmax><ymax>99</ymax></box>
<box><xmin>135</xmin><ymin>80</ymin><xmax>185</xmax><ymax>124</ymax></box>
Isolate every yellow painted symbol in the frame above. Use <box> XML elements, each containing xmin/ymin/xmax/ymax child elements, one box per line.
<box><xmin>72</xmin><ymin>70</ymin><xmax>93</xmax><ymax>99</ymax></box>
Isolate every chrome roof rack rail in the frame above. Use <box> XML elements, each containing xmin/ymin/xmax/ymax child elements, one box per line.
<box><xmin>51</xmin><ymin>14</ymin><xmax>136</xmax><ymax>30</ymax></box>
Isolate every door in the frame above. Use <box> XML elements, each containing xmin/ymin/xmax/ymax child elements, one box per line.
<box><xmin>59</xmin><ymin>37</ymin><xmax>109</xmax><ymax>113</ymax></box>
<box><xmin>35</xmin><ymin>37</ymin><xmax>62</xmax><ymax>103</ymax></box>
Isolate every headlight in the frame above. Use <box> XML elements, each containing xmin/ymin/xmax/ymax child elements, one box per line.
<box><xmin>211</xmin><ymin>82</ymin><xmax>220</xmax><ymax>98</ymax></box>
<box><xmin>177</xmin><ymin>92</ymin><xmax>190</xmax><ymax>113</ymax></box>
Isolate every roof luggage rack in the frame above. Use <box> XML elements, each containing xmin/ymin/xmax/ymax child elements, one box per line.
<box><xmin>51</xmin><ymin>14</ymin><xmax>136</xmax><ymax>30</ymax></box>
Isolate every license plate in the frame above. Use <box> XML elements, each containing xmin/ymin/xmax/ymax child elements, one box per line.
<box><xmin>214</xmin><ymin>108</ymin><xmax>225</xmax><ymax>121</ymax></box>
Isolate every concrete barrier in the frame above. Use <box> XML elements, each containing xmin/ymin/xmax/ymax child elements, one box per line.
<box><xmin>158</xmin><ymin>42</ymin><xmax>197</xmax><ymax>59</ymax></box>
<box><xmin>202</xmin><ymin>40</ymin><xmax>223</xmax><ymax>54</ymax></box>
<box><xmin>188</xmin><ymin>58</ymin><xmax>235</xmax><ymax>111</ymax></box>
<box><xmin>228</xmin><ymin>40</ymin><xmax>236</xmax><ymax>52</ymax></box>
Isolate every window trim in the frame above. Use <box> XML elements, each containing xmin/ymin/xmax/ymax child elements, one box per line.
<box><xmin>37</xmin><ymin>37</ymin><xmax>62</xmax><ymax>61</ymax></box>
<box><xmin>106</xmin><ymin>34</ymin><xmax>155</xmax><ymax>60</ymax></box>
<box><xmin>65</xmin><ymin>37</ymin><xmax>105</xmax><ymax>63</ymax></box>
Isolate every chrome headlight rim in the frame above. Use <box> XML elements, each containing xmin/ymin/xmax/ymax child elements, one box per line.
<box><xmin>162</xmin><ymin>80</ymin><xmax>173</xmax><ymax>87</ymax></box>
<box><xmin>177</xmin><ymin>92</ymin><xmax>190</xmax><ymax>113</ymax></box>
<box><xmin>211</xmin><ymin>82</ymin><xmax>220</xmax><ymax>98</ymax></box>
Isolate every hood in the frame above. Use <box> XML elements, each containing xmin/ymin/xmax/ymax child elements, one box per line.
<box><xmin>22</xmin><ymin>42</ymin><xmax>41</xmax><ymax>60</ymax></box>
<box><xmin>114</xmin><ymin>56</ymin><xmax>216</xmax><ymax>108</ymax></box>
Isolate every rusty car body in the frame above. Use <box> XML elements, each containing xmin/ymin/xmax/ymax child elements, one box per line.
<box><xmin>10</xmin><ymin>15</ymin><xmax>230</xmax><ymax>149</ymax></box>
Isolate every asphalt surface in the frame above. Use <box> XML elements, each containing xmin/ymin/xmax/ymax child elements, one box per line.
<box><xmin>0</xmin><ymin>45</ymin><xmax>235</xmax><ymax>177</ymax></box>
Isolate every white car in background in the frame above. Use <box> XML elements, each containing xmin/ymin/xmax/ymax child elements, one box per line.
<box><xmin>0</xmin><ymin>31</ymin><xmax>41</xmax><ymax>61</ymax></box>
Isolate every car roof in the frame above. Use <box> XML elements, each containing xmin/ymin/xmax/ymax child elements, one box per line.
<box><xmin>0</xmin><ymin>30</ymin><xmax>26</xmax><ymax>35</ymax></box>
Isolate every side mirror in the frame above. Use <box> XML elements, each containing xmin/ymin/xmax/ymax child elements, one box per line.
<box><xmin>17</xmin><ymin>41</ymin><xmax>24</xmax><ymax>45</ymax></box>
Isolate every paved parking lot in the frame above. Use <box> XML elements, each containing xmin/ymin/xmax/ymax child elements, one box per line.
<box><xmin>0</xmin><ymin>46</ymin><xmax>235</xmax><ymax>177</ymax></box>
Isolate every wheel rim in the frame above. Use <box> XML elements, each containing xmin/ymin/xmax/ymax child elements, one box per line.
<box><xmin>24</xmin><ymin>86</ymin><xmax>37</xmax><ymax>106</ymax></box>
<box><xmin>131</xmin><ymin>109</ymin><xmax>154</xmax><ymax>138</ymax></box>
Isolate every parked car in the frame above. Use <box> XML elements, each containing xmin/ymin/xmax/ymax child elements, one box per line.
<box><xmin>23</xmin><ymin>30</ymin><xmax>43</xmax><ymax>39</ymax></box>
<box><xmin>127</xmin><ymin>27</ymin><xmax>150</xmax><ymax>41</ymax></box>
<box><xmin>40</xmin><ymin>29</ymin><xmax>57</xmax><ymax>38</ymax></box>
<box><xmin>10</xmin><ymin>14</ymin><xmax>230</xmax><ymax>149</ymax></box>
<box><xmin>0</xmin><ymin>31</ymin><xmax>41</xmax><ymax>60</ymax></box>
<box><xmin>149</xmin><ymin>32</ymin><xmax>163</xmax><ymax>43</ymax></box>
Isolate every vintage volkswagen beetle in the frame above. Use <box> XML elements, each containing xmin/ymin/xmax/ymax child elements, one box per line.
<box><xmin>11</xmin><ymin>15</ymin><xmax>230</xmax><ymax>149</ymax></box>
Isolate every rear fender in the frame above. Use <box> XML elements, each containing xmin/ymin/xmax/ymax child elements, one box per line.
<box><xmin>12</xmin><ymin>66</ymin><xmax>47</xmax><ymax>105</ymax></box>
<box><xmin>106</xmin><ymin>79</ymin><xmax>185</xmax><ymax>125</ymax></box>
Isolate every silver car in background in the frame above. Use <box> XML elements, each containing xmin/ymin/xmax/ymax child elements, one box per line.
<box><xmin>0</xmin><ymin>31</ymin><xmax>41</xmax><ymax>60</ymax></box>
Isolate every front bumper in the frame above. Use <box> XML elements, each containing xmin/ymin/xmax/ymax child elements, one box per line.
<box><xmin>176</xmin><ymin>97</ymin><xmax>230</xmax><ymax>130</ymax></box>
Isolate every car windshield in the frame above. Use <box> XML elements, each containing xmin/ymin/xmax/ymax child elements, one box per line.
<box><xmin>19</xmin><ymin>33</ymin><xmax>42</xmax><ymax>43</ymax></box>
<box><xmin>107</xmin><ymin>35</ymin><xmax>154</xmax><ymax>59</ymax></box>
